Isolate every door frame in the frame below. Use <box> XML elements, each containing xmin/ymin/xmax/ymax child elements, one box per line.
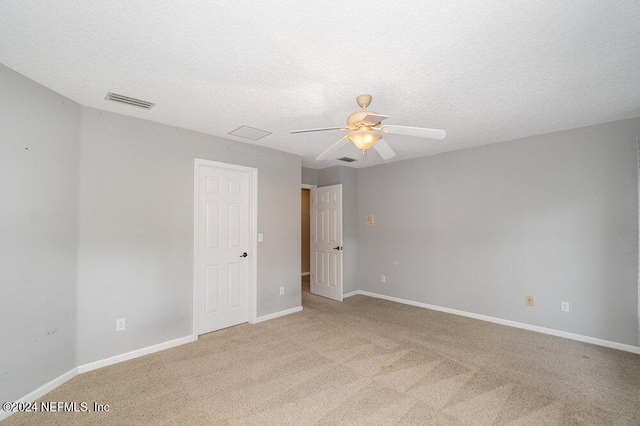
<box><xmin>192</xmin><ymin>158</ymin><xmax>258</xmax><ymax>338</ymax></box>
<box><xmin>301</xmin><ymin>184</ymin><xmax>316</xmax><ymax>277</ymax></box>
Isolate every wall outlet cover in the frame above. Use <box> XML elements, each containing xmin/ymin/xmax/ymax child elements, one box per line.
<box><xmin>525</xmin><ymin>296</ymin><xmax>534</xmax><ymax>306</ymax></box>
<box><xmin>116</xmin><ymin>318</ymin><xmax>126</xmax><ymax>331</ymax></box>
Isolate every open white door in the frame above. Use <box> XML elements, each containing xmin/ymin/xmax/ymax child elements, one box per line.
<box><xmin>310</xmin><ymin>184</ymin><xmax>343</xmax><ymax>301</ymax></box>
<box><xmin>194</xmin><ymin>159</ymin><xmax>256</xmax><ymax>334</ymax></box>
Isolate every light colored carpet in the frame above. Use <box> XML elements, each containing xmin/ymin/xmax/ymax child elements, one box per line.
<box><xmin>5</xmin><ymin>278</ymin><xmax>640</xmax><ymax>425</ymax></box>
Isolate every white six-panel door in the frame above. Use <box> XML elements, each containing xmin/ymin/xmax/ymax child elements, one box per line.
<box><xmin>195</xmin><ymin>160</ymin><xmax>254</xmax><ymax>334</ymax></box>
<box><xmin>310</xmin><ymin>184</ymin><xmax>343</xmax><ymax>301</ymax></box>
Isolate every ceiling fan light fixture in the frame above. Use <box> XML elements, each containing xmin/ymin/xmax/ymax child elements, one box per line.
<box><xmin>346</xmin><ymin>130</ymin><xmax>382</xmax><ymax>152</ymax></box>
<box><xmin>297</xmin><ymin>93</ymin><xmax>446</xmax><ymax>162</ymax></box>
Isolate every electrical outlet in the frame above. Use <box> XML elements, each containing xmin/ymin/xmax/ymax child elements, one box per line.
<box><xmin>279</xmin><ymin>286</ymin><xmax>285</xmax><ymax>296</ymax></box>
<box><xmin>561</xmin><ymin>301</ymin><xmax>570</xmax><ymax>312</ymax></box>
<box><xmin>258</xmin><ymin>233</ymin><xmax>263</xmax><ymax>242</ymax></box>
<box><xmin>116</xmin><ymin>318</ymin><xmax>125</xmax><ymax>331</ymax></box>
<box><xmin>381</xmin><ymin>275</ymin><xmax>386</xmax><ymax>283</ymax></box>
<box><xmin>525</xmin><ymin>296</ymin><xmax>534</xmax><ymax>306</ymax></box>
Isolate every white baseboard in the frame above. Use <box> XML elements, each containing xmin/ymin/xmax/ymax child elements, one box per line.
<box><xmin>343</xmin><ymin>290</ymin><xmax>360</xmax><ymax>298</ymax></box>
<box><xmin>253</xmin><ymin>306</ymin><xmax>303</xmax><ymax>324</ymax></box>
<box><xmin>301</xmin><ymin>272</ymin><xmax>310</xmax><ymax>277</ymax></box>
<box><xmin>1</xmin><ymin>335</ymin><xmax>196</xmax><ymax>422</ymax></box>
<box><xmin>2</xmin><ymin>309</ymin><xmax>306</xmax><ymax>422</ymax></box>
<box><xmin>77</xmin><ymin>335</ymin><xmax>196</xmax><ymax>374</ymax></box>
<box><xmin>354</xmin><ymin>290</ymin><xmax>640</xmax><ymax>354</ymax></box>
<box><xmin>0</xmin><ymin>367</ymin><xmax>78</xmax><ymax>421</ymax></box>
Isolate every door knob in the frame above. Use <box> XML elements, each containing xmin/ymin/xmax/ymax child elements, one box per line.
<box><xmin>333</xmin><ymin>246</ymin><xmax>342</xmax><ymax>250</ymax></box>
<box><xmin>240</xmin><ymin>252</ymin><xmax>248</xmax><ymax>257</ymax></box>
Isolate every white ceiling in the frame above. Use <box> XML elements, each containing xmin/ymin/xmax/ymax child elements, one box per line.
<box><xmin>1</xmin><ymin>1</ymin><xmax>639</xmax><ymax>169</ymax></box>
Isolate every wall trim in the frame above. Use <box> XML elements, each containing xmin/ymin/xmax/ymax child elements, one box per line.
<box><xmin>301</xmin><ymin>272</ymin><xmax>310</xmax><ymax>277</ymax></box>
<box><xmin>348</xmin><ymin>290</ymin><xmax>640</xmax><ymax>354</ymax></box>
<box><xmin>2</xmin><ymin>335</ymin><xmax>195</xmax><ymax>421</ymax></box>
<box><xmin>77</xmin><ymin>335</ymin><xmax>196</xmax><ymax>374</ymax></box>
<box><xmin>253</xmin><ymin>306</ymin><xmax>303</xmax><ymax>324</ymax></box>
<box><xmin>301</xmin><ymin>184</ymin><xmax>317</xmax><ymax>189</ymax></box>
<box><xmin>0</xmin><ymin>367</ymin><xmax>78</xmax><ymax>421</ymax></box>
<box><xmin>342</xmin><ymin>290</ymin><xmax>360</xmax><ymax>298</ymax></box>
<box><xmin>3</xmin><ymin>302</ymin><xmax>306</xmax><ymax>422</ymax></box>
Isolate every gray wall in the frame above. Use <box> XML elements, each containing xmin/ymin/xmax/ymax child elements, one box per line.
<box><xmin>301</xmin><ymin>167</ymin><xmax>317</xmax><ymax>186</ymax></box>
<box><xmin>317</xmin><ymin>167</ymin><xmax>359</xmax><ymax>294</ymax></box>
<box><xmin>358</xmin><ymin>118</ymin><xmax>640</xmax><ymax>346</ymax></box>
<box><xmin>76</xmin><ymin>108</ymin><xmax>302</xmax><ymax>364</ymax></box>
<box><xmin>0</xmin><ymin>65</ymin><xmax>80</xmax><ymax>402</ymax></box>
<box><xmin>1</xmin><ymin>63</ymin><xmax>302</xmax><ymax>402</ymax></box>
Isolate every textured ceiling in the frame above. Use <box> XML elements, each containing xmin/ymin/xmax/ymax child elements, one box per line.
<box><xmin>1</xmin><ymin>1</ymin><xmax>639</xmax><ymax>169</ymax></box>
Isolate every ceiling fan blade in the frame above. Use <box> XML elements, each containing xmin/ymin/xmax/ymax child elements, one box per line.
<box><xmin>381</xmin><ymin>125</ymin><xmax>446</xmax><ymax>139</ymax></box>
<box><xmin>316</xmin><ymin>137</ymin><xmax>349</xmax><ymax>160</ymax></box>
<box><xmin>361</xmin><ymin>114</ymin><xmax>388</xmax><ymax>125</ymax></box>
<box><xmin>373</xmin><ymin>139</ymin><xmax>396</xmax><ymax>160</ymax></box>
<box><xmin>291</xmin><ymin>126</ymin><xmax>347</xmax><ymax>134</ymax></box>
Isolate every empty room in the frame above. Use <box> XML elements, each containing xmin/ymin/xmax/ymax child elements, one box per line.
<box><xmin>1</xmin><ymin>1</ymin><xmax>639</xmax><ymax>425</ymax></box>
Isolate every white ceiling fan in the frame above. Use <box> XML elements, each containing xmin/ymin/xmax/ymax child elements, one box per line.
<box><xmin>292</xmin><ymin>94</ymin><xmax>446</xmax><ymax>161</ymax></box>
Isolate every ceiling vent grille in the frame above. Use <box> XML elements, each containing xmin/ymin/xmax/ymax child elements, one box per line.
<box><xmin>337</xmin><ymin>157</ymin><xmax>357</xmax><ymax>163</ymax></box>
<box><xmin>105</xmin><ymin>92</ymin><xmax>155</xmax><ymax>109</ymax></box>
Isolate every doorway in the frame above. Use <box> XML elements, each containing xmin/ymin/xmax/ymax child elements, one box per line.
<box><xmin>301</xmin><ymin>184</ymin><xmax>315</xmax><ymax>297</ymax></box>
<box><xmin>301</xmin><ymin>188</ymin><xmax>311</xmax><ymax>276</ymax></box>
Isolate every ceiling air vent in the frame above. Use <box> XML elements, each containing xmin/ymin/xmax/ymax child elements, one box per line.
<box><xmin>105</xmin><ymin>92</ymin><xmax>155</xmax><ymax>109</ymax></box>
<box><xmin>337</xmin><ymin>157</ymin><xmax>357</xmax><ymax>163</ymax></box>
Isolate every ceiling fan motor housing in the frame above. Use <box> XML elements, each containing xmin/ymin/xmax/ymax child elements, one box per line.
<box><xmin>348</xmin><ymin>110</ymin><xmax>380</xmax><ymax>128</ymax></box>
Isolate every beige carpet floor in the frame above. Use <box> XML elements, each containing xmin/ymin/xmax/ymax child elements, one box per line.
<box><xmin>5</xmin><ymin>279</ymin><xmax>640</xmax><ymax>425</ymax></box>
